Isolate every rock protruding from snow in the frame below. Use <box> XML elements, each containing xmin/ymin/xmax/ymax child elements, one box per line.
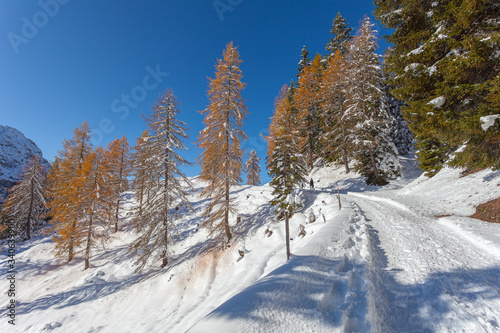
<box><xmin>0</xmin><ymin>125</ymin><xmax>49</xmax><ymax>192</ymax></box>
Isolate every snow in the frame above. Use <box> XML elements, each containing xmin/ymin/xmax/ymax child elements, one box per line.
<box><xmin>2</xmin><ymin>155</ymin><xmax>500</xmax><ymax>332</ymax></box>
<box><xmin>0</xmin><ymin>125</ymin><xmax>49</xmax><ymax>186</ymax></box>
<box><xmin>404</xmin><ymin>63</ymin><xmax>420</xmax><ymax>72</ymax></box>
<box><xmin>428</xmin><ymin>65</ymin><xmax>438</xmax><ymax>75</ymax></box>
<box><xmin>480</xmin><ymin>114</ymin><xmax>499</xmax><ymax>131</ymax></box>
<box><xmin>408</xmin><ymin>45</ymin><xmax>424</xmax><ymax>55</ymax></box>
<box><xmin>428</xmin><ymin>96</ymin><xmax>446</xmax><ymax>108</ymax></box>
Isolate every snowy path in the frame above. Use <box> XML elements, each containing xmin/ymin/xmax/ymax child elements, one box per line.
<box><xmin>191</xmin><ymin>170</ymin><xmax>500</xmax><ymax>333</ymax></box>
<box><xmin>348</xmin><ymin>193</ymin><xmax>500</xmax><ymax>332</ymax></box>
<box><xmin>188</xmin><ymin>196</ymin><xmax>373</xmax><ymax>333</ymax></box>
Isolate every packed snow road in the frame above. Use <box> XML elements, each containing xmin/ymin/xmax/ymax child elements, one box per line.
<box><xmin>191</xmin><ymin>165</ymin><xmax>500</xmax><ymax>333</ymax></box>
<box><xmin>347</xmin><ymin>193</ymin><xmax>500</xmax><ymax>333</ymax></box>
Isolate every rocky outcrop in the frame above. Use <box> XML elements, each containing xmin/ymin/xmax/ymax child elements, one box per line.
<box><xmin>0</xmin><ymin>125</ymin><xmax>49</xmax><ymax>197</ymax></box>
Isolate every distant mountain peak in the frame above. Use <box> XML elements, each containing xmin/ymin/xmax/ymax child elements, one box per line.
<box><xmin>0</xmin><ymin>124</ymin><xmax>49</xmax><ymax>193</ymax></box>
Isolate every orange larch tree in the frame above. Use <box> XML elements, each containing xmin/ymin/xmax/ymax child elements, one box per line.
<box><xmin>295</xmin><ymin>54</ymin><xmax>324</xmax><ymax>171</ymax></box>
<box><xmin>319</xmin><ymin>50</ymin><xmax>353</xmax><ymax>173</ymax></box>
<box><xmin>48</xmin><ymin>122</ymin><xmax>93</xmax><ymax>262</ymax></box>
<box><xmin>76</xmin><ymin>147</ymin><xmax>114</xmax><ymax>270</ymax></box>
<box><xmin>197</xmin><ymin>42</ymin><xmax>248</xmax><ymax>244</ymax></box>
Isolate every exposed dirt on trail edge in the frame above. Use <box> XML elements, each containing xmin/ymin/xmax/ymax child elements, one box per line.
<box><xmin>471</xmin><ymin>197</ymin><xmax>500</xmax><ymax>223</ymax></box>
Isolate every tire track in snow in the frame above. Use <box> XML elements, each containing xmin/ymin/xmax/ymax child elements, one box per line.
<box><xmin>349</xmin><ymin>194</ymin><xmax>500</xmax><ymax>333</ymax></box>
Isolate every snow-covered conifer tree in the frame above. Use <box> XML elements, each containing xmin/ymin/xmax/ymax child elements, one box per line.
<box><xmin>244</xmin><ymin>150</ymin><xmax>261</xmax><ymax>186</ymax></box>
<box><xmin>296</xmin><ymin>45</ymin><xmax>311</xmax><ymax>79</ymax></box>
<box><xmin>374</xmin><ymin>0</ymin><xmax>500</xmax><ymax>173</ymax></box>
<box><xmin>325</xmin><ymin>12</ymin><xmax>353</xmax><ymax>57</ymax></box>
<box><xmin>346</xmin><ymin>17</ymin><xmax>400</xmax><ymax>185</ymax></box>
<box><xmin>1</xmin><ymin>156</ymin><xmax>46</xmax><ymax>240</ymax></box>
<box><xmin>381</xmin><ymin>79</ymin><xmax>413</xmax><ymax>155</ymax></box>
<box><xmin>267</xmin><ymin>84</ymin><xmax>307</xmax><ymax>260</ymax></box>
<box><xmin>130</xmin><ymin>89</ymin><xmax>191</xmax><ymax>270</ymax></box>
<box><xmin>104</xmin><ymin>136</ymin><xmax>131</xmax><ymax>232</ymax></box>
<box><xmin>131</xmin><ymin>130</ymin><xmax>153</xmax><ymax>221</ymax></box>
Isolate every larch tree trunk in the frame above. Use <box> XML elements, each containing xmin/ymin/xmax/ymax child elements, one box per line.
<box><xmin>26</xmin><ymin>178</ymin><xmax>35</xmax><ymax>240</ymax></box>
<box><xmin>84</xmin><ymin>211</ymin><xmax>94</xmax><ymax>270</ymax></box>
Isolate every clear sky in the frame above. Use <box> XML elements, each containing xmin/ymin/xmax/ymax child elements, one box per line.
<box><xmin>1</xmin><ymin>0</ymin><xmax>390</xmax><ymax>184</ymax></box>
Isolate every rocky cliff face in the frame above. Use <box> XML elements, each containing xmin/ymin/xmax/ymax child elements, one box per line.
<box><xmin>0</xmin><ymin>125</ymin><xmax>50</xmax><ymax>196</ymax></box>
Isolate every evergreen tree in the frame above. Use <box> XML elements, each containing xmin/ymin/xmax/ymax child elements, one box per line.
<box><xmin>374</xmin><ymin>0</ymin><xmax>500</xmax><ymax>173</ymax></box>
<box><xmin>1</xmin><ymin>156</ymin><xmax>46</xmax><ymax>240</ymax></box>
<box><xmin>296</xmin><ymin>45</ymin><xmax>311</xmax><ymax>79</ymax></box>
<box><xmin>326</xmin><ymin>12</ymin><xmax>353</xmax><ymax>56</ymax></box>
<box><xmin>131</xmin><ymin>89</ymin><xmax>191</xmax><ymax>270</ymax></box>
<box><xmin>346</xmin><ymin>17</ymin><xmax>400</xmax><ymax>185</ymax></box>
<box><xmin>244</xmin><ymin>150</ymin><xmax>261</xmax><ymax>186</ymax></box>
<box><xmin>267</xmin><ymin>84</ymin><xmax>307</xmax><ymax>261</ymax></box>
<box><xmin>319</xmin><ymin>51</ymin><xmax>353</xmax><ymax>172</ymax></box>
<box><xmin>48</xmin><ymin>122</ymin><xmax>93</xmax><ymax>261</ymax></box>
<box><xmin>382</xmin><ymin>77</ymin><xmax>414</xmax><ymax>155</ymax></box>
<box><xmin>104</xmin><ymin>136</ymin><xmax>131</xmax><ymax>233</ymax></box>
<box><xmin>197</xmin><ymin>42</ymin><xmax>248</xmax><ymax>244</ymax></box>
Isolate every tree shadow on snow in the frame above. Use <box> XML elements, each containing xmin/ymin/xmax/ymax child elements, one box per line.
<box><xmin>195</xmin><ymin>255</ymin><xmax>345</xmax><ymax>329</ymax></box>
<box><xmin>196</xmin><ymin>227</ymin><xmax>500</xmax><ymax>332</ymax></box>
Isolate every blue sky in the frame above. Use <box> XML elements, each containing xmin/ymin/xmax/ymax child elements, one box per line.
<box><xmin>0</xmin><ymin>0</ymin><xmax>391</xmax><ymax>183</ymax></box>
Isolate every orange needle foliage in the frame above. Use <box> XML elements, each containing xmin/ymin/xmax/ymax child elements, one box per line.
<box><xmin>48</xmin><ymin>122</ymin><xmax>93</xmax><ymax>262</ymax></box>
<box><xmin>295</xmin><ymin>54</ymin><xmax>323</xmax><ymax>171</ymax></box>
<box><xmin>197</xmin><ymin>42</ymin><xmax>248</xmax><ymax>243</ymax></box>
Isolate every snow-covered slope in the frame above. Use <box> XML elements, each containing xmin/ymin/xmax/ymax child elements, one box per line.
<box><xmin>1</xmin><ymin>155</ymin><xmax>500</xmax><ymax>333</ymax></box>
<box><xmin>0</xmin><ymin>125</ymin><xmax>49</xmax><ymax>192</ymax></box>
